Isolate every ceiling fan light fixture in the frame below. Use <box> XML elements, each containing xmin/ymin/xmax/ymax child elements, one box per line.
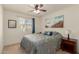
<box><xmin>33</xmin><ymin>10</ymin><xmax>40</xmax><ymax>14</ymax></box>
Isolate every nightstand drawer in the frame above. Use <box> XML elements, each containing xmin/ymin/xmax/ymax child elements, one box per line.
<box><xmin>61</xmin><ymin>38</ymin><xmax>77</xmax><ymax>53</ymax></box>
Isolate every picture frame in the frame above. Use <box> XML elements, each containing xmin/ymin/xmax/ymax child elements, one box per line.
<box><xmin>45</xmin><ymin>15</ymin><xmax>64</xmax><ymax>28</ymax></box>
<box><xmin>8</xmin><ymin>20</ymin><xmax>17</xmax><ymax>28</ymax></box>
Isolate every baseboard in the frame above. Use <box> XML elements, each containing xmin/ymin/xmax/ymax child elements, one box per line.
<box><xmin>4</xmin><ymin>43</ymin><xmax>20</xmax><ymax>47</ymax></box>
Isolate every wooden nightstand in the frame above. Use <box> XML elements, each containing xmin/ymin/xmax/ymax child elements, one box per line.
<box><xmin>61</xmin><ymin>37</ymin><xmax>77</xmax><ymax>53</ymax></box>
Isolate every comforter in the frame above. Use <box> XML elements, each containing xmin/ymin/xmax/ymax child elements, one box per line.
<box><xmin>20</xmin><ymin>33</ymin><xmax>62</xmax><ymax>54</ymax></box>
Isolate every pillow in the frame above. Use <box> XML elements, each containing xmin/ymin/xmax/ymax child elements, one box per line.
<box><xmin>44</xmin><ymin>31</ymin><xmax>52</xmax><ymax>36</ymax></box>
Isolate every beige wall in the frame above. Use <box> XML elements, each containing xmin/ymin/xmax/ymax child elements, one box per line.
<box><xmin>41</xmin><ymin>5</ymin><xmax>79</xmax><ymax>53</ymax></box>
<box><xmin>0</xmin><ymin>5</ymin><xmax>3</xmax><ymax>53</ymax></box>
<box><xmin>3</xmin><ymin>10</ymin><xmax>41</xmax><ymax>46</ymax></box>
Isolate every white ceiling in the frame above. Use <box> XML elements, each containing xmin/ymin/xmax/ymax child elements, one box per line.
<box><xmin>3</xmin><ymin>4</ymin><xmax>75</xmax><ymax>17</ymax></box>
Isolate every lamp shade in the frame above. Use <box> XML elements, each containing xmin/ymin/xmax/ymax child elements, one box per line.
<box><xmin>65</xmin><ymin>29</ymin><xmax>71</xmax><ymax>34</ymax></box>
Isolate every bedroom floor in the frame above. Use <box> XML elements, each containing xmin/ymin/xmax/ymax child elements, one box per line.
<box><xmin>2</xmin><ymin>43</ymin><xmax>70</xmax><ymax>54</ymax></box>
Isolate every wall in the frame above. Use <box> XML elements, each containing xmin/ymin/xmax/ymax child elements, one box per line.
<box><xmin>0</xmin><ymin>5</ymin><xmax>3</xmax><ymax>53</ymax></box>
<box><xmin>3</xmin><ymin>10</ymin><xmax>41</xmax><ymax>46</ymax></box>
<box><xmin>41</xmin><ymin>5</ymin><xmax>79</xmax><ymax>53</ymax></box>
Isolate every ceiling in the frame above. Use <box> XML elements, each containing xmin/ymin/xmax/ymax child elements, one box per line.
<box><xmin>3</xmin><ymin>4</ymin><xmax>75</xmax><ymax>17</ymax></box>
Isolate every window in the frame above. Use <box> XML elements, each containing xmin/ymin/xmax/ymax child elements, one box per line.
<box><xmin>18</xmin><ymin>17</ymin><xmax>32</xmax><ymax>32</ymax></box>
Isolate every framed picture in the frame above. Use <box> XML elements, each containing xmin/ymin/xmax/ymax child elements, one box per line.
<box><xmin>45</xmin><ymin>15</ymin><xmax>64</xmax><ymax>28</ymax></box>
<box><xmin>8</xmin><ymin>20</ymin><xmax>17</xmax><ymax>28</ymax></box>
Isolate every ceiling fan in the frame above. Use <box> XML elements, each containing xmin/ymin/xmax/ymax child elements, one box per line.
<box><xmin>30</xmin><ymin>4</ymin><xmax>47</xmax><ymax>14</ymax></box>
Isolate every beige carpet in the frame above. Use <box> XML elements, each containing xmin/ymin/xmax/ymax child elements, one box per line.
<box><xmin>2</xmin><ymin>43</ymin><xmax>70</xmax><ymax>54</ymax></box>
<box><xmin>3</xmin><ymin>43</ymin><xmax>26</xmax><ymax>54</ymax></box>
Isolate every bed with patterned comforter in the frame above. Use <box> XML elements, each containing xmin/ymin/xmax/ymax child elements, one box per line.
<box><xmin>20</xmin><ymin>32</ymin><xmax>62</xmax><ymax>54</ymax></box>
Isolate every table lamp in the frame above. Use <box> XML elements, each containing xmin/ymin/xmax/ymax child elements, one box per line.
<box><xmin>65</xmin><ymin>29</ymin><xmax>71</xmax><ymax>40</ymax></box>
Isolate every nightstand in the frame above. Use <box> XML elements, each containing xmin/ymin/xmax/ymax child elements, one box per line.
<box><xmin>61</xmin><ymin>37</ymin><xmax>77</xmax><ymax>53</ymax></box>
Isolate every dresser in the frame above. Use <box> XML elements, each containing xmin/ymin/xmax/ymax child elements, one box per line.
<box><xmin>61</xmin><ymin>37</ymin><xmax>77</xmax><ymax>53</ymax></box>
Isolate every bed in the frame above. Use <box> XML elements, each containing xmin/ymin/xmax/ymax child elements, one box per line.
<box><xmin>20</xmin><ymin>32</ymin><xmax>62</xmax><ymax>54</ymax></box>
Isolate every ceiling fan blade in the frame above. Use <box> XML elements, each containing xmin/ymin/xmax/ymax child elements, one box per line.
<box><xmin>35</xmin><ymin>4</ymin><xmax>38</xmax><ymax>10</ymax></box>
<box><xmin>39</xmin><ymin>4</ymin><xmax>43</xmax><ymax>8</ymax></box>
<box><xmin>40</xmin><ymin>9</ymin><xmax>47</xmax><ymax>12</ymax></box>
